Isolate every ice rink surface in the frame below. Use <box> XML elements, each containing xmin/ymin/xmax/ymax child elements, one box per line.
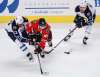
<box><xmin>0</xmin><ymin>23</ymin><xmax>100</xmax><ymax>77</ymax></box>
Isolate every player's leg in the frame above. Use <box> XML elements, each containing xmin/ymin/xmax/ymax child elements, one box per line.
<box><xmin>15</xmin><ymin>40</ymin><xmax>33</xmax><ymax>61</ymax></box>
<box><xmin>47</xmin><ymin>30</ymin><xmax>53</xmax><ymax>47</ymax></box>
<box><xmin>83</xmin><ymin>25</ymin><xmax>92</xmax><ymax>45</ymax></box>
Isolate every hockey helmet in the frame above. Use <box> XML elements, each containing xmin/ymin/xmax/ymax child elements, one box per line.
<box><xmin>39</xmin><ymin>18</ymin><xmax>46</xmax><ymax>27</ymax></box>
<box><xmin>15</xmin><ymin>16</ymin><xmax>24</xmax><ymax>25</ymax></box>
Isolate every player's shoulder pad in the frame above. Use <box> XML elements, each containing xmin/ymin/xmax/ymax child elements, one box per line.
<box><xmin>12</xmin><ymin>20</ymin><xmax>17</xmax><ymax>26</ymax></box>
<box><xmin>22</xmin><ymin>17</ymin><xmax>28</xmax><ymax>22</ymax></box>
<box><xmin>12</xmin><ymin>20</ymin><xmax>18</xmax><ymax>31</ymax></box>
<box><xmin>75</xmin><ymin>5</ymin><xmax>80</xmax><ymax>12</ymax></box>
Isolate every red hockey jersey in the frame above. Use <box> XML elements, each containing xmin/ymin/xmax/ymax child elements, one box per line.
<box><xmin>26</xmin><ymin>18</ymin><xmax>51</xmax><ymax>49</ymax></box>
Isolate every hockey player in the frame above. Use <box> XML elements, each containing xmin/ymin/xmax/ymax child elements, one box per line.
<box><xmin>64</xmin><ymin>2</ymin><xmax>96</xmax><ymax>45</ymax></box>
<box><xmin>26</xmin><ymin>18</ymin><xmax>53</xmax><ymax>57</ymax></box>
<box><xmin>5</xmin><ymin>16</ymin><xmax>33</xmax><ymax>61</ymax></box>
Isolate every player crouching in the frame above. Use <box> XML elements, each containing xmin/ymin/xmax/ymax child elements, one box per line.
<box><xmin>26</xmin><ymin>18</ymin><xmax>53</xmax><ymax>58</ymax></box>
<box><xmin>5</xmin><ymin>16</ymin><xmax>34</xmax><ymax>61</ymax></box>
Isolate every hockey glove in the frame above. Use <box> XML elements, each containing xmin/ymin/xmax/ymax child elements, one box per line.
<box><xmin>74</xmin><ymin>15</ymin><xmax>88</xmax><ymax>28</ymax></box>
<box><xmin>34</xmin><ymin>45</ymin><xmax>42</xmax><ymax>54</ymax></box>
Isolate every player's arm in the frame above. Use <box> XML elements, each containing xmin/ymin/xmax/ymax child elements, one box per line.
<box><xmin>12</xmin><ymin>23</ymin><xmax>27</xmax><ymax>42</ymax></box>
<box><xmin>93</xmin><ymin>12</ymin><xmax>96</xmax><ymax>23</ymax></box>
<box><xmin>38</xmin><ymin>32</ymin><xmax>48</xmax><ymax>49</ymax></box>
<box><xmin>34</xmin><ymin>32</ymin><xmax>47</xmax><ymax>54</ymax></box>
<box><xmin>86</xmin><ymin>11</ymin><xmax>93</xmax><ymax>25</ymax></box>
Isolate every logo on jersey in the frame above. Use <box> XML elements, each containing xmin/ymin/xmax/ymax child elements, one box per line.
<box><xmin>0</xmin><ymin>0</ymin><xmax>19</xmax><ymax>13</ymax></box>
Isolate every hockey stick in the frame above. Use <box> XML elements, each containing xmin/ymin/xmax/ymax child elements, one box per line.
<box><xmin>37</xmin><ymin>53</ymin><xmax>44</xmax><ymax>74</ymax></box>
<box><xmin>37</xmin><ymin>53</ymin><xmax>49</xmax><ymax>75</ymax></box>
<box><xmin>45</xmin><ymin>26</ymin><xmax>77</xmax><ymax>54</ymax></box>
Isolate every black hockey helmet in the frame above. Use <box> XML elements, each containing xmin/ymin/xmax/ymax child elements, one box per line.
<box><xmin>39</xmin><ymin>18</ymin><xmax>46</xmax><ymax>27</ymax></box>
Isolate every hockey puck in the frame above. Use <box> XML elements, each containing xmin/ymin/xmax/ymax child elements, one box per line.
<box><xmin>64</xmin><ymin>49</ymin><xmax>72</xmax><ymax>54</ymax></box>
<box><xmin>64</xmin><ymin>52</ymin><xmax>70</xmax><ymax>54</ymax></box>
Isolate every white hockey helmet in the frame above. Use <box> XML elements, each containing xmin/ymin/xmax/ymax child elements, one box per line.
<box><xmin>15</xmin><ymin>16</ymin><xmax>24</xmax><ymax>24</ymax></box>
<box><xmin>80</xmin><ymin>2</ymin><xmax>87</xmax><ymax>8</ymax></box>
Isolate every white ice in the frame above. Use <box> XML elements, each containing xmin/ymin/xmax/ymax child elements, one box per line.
<box><xmin>0</xmin><ymin>23</ymin><xmax>100</xmax><ymax>77</ymax></box>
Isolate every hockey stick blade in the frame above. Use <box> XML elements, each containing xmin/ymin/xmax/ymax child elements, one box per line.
<box><xmin>41</xmin><ymin>71</ymin><xmax>49</xmax><ymax>75</ymax></box>
<box><xmin>44</xmin><ymin>48</ymin><xmax>54</xmax><ymax>54</ymax></box>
